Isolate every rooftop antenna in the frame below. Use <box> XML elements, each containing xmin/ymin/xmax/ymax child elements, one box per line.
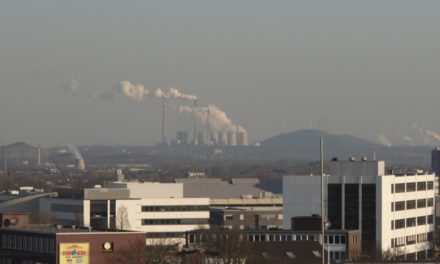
<box><xmin>373</xmin><ymin>151</ymin><xmax>377</xmax><ymax>161</ymax></box>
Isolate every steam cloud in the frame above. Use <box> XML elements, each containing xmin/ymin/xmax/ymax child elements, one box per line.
<box><xmin>179</xmin><ymin>105</ymin><xmax>247</xmax><ymax>134</ymax></box>
<box><xmin>376</xmin><ymin>134</ymin><xmax>392</xmax><ymax>147</ymax></box>
<box><xmin>93</xmin><ymin>80</ymin><xmax>246</xmax><ymax>137</ymax></box>
<box><xmin>62</xmin><ymin>79</ymin><xmax>80</xmax><ymax>95</ymax></box>
<box><xmin>67</xmin><ymin>144</ymin><xmax>83</xmax><ymax>160</ymax></box>
<box><xmin>94</xmin><ymin>81</ymin><xmax>197</xmax><ymax>102</ymax></box>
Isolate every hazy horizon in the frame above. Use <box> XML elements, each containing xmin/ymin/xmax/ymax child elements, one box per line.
<box><xmin>1</xmin><ymin>1</ymin><xmax>440</xmax><ymax>147</ymax></box>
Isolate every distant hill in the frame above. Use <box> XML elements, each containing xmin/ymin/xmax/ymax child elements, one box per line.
<box><xmin>259</xmin><ymin>130</ymin><xmax>431</xmax><ymax>168</ymax></box>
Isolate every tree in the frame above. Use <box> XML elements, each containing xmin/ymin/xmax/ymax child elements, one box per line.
<box><xmin>116</xmin><ymin>205</ymin><xmax>131</xmax><ymax>230</ymax></box>
<box><xmin>108</xmin><ymin>238</ymin><xmax>147</xmax><ymax>264</ymax></box>
<box><xmin>200</xmin><ymin>230</ymin><xmax>251</xmax><ymax>264</ymax></box>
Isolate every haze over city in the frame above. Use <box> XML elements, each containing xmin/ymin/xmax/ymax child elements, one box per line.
<box><xmin>1</xmin><ymin>1</ymin><xmax>440</xmax><ymax>146</ymax></box>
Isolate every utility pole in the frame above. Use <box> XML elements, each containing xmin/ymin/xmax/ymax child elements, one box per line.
<box><xmin>321</xmin><ymin>136</ymin><xmax>325</xmax><ymax>264</ymax></box>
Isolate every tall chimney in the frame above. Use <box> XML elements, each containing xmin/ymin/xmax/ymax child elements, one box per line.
<box><xmin>193</xmin><ymin>99</ymin><xmax>198</xmax><ymax>145</ymax></box>
<box><xmin>37</xmin><ymin>147</ymin><xmax>41</xmax><ymax>166</ymax></box>
<box><xmin>162</xmin><ymin>98</ymin><xmax>167</xmax><ymax>145</ymax></box>
<box><xmin>206</xmin><ymin>107</ymin><xmax>210</xmax><ymax>145</ymax></box>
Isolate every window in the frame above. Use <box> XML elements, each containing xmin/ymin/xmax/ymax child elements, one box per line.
<box><xmin>428</xmin><ymin>215</ymin><xmax>434</xmax><ymax>224</ymax></box>
<box><xmin>328</xmin><ymin>235</ymin><xmax>333</xmax><ymax>244</ymax></box>
<box><xmin>417</xmin><ymin>182</ymin><xmax>426</xmax><ymax>190</ymax></box>
<box><xmin>395</xmin><ymin>183</ymin><xmax>405</xmax><ymax>193</ymax></box>
<box><xmin>406</xmin><ymin>182</ymin><xmax>416</xmax><ymax>192</ymax></box>
<box><xmin>395</xmin><ymin>201</ymin><xmax>405</xmax><ymax>211</ymax></box>
<box><xmin>335</xmin><ymin>235</ymin><xmax>340</xmax><ymax>244</ymax></box>
<box><xmin>406</xmin><ymin>217</ymin><xmax>416</xmax><ymax>227</ymax></box>
<box><xmin>395</xmin><ymin>237</ymin><xmax>405</xmax><ymax>247</ymax></box>
<box><xmin>391</xmin><ymin>221</ymin><xmax>394</xmax><ymax>230</ymax></box>
<box><xmin>406</xmin><ymin>200</ymin><xmax>416</xmax><ymax>210</ymax></box>
<box><xmin>427</xmin><ymin>198</ymin><xmax>434</xmax><ymax>207</ymax></box>
<box><xmin>391</xmin><ymin>184</ymin><xmax>394</xmax><ymax>193</ymax></box>
<box><xmin>417</xmin><ymin>216</ymin><xmax>426</xmax><ymax>226</ymax></box>
<box><xmin>391</xmin><ymin>202</ymin><xmax>394</xmax><ymax>211</ymax></box>
<box><xmin>225</xmin><ymin>215</ymin><xmax>233</xmax><ymax>221</ymax></box>
<box><xmin>418</xmin><ymin>233</ymin><xmax>427</xmax><ymax>243</ymax></box>
<box><xmin>406</xmin><ymin>235</ymin><xmax>417</xmax><ymax>245</ymax></box>
<box><xmin>395</xmin><ymin>219</ymin><xmax>405</xmax><ymax>229</ymax></box>
<box><xmin>341</xmin><ymin>235</ymin><xmax>346</xmax><ymax>244</ymax></box>
<box><xmin>427</xmin><ymin>181</ymin><xmax>434</xmax><ymax>190</ymax></box>
<box><xmin>417</xmin><ymin>199</ymin><xmax>426</xmax><ymax>208</ymax></box>
<box><xmin>240</xmin><ymin>214</ymin><xmax>244</xmax><ymax>220</ymax></box>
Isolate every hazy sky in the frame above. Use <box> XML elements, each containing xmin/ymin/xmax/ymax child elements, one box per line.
<box><xmin>1</xmin><ymin>1</ymin><xmax>440</xmax><ymax>147</ymax></box>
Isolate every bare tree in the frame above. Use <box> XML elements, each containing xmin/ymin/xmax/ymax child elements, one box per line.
<box><xmin>108</xmin><ymin>237</ymin><xmax>180</xmax><ymax>264</ymax></box>
<box><xmin>108</xmin><ymin>238</ymin><xmax>147</xmax><ymax>264</ymax></box>
<box><xmin>201</xmin><ymin>230</ymin><xmax>250</xmax><ymax>264</ymax></box>
<box><xmin>116</xmin><ymin>205</ymin><xmax>131</xmax><ymax>230</ymax></box>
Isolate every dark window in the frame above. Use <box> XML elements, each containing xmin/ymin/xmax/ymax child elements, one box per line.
<box><xmin>391</xmin><ymin>184</ymin><xmax>394</xmax><ymax>193</ymax></box>
<box><xmin>395</xmin><ymin>201</ymin><xmax>405</xmax><ymax>211</ymax></box>
<box><xmin>142</xmin><ymin>218</ymin><xmax>208</xmax><ymax>225</ymax></box>
<box><xmin>391</xmin><ymin>202</ymin><xmax>394</xmax><ymax>211</ymax></box>
<box><xmin>345</xmin><ymin>184</ymin><xmax>359</xmax><ymax>230</ymax></box>
<box><xmin>417</xmin><ymin>199</ymin><xmax>426</xmax><ymax>208</ymax></box>
<box><xmin>427</xmin><ymin>198</ymin><xmax>434</xmax><ymax>207</ymax></box>
<box><xmin>427</xmin><ymin>181</ymin><xmax>434</xmax><ymax>190</ymax></box>
<box><xmin>417</xmin><ymin>182</ymin><xmax>426</xmax><ymax>191</ymax></box>
<box><xmin>428</xmin><ymin>215</ymin><xmax>434</xmax><ymax>224</ymax></box>
<box><xmin>406</xmin><ymin>200</ymin><xmax>416</xmax><ymax>210</ymax></box>
<box><xmin>406</xmin><ymin>218</ymin><xmax>416</xmax><ymax>227</ymax></box>
<box><xmin>395</xmin><ymin>219</ymin><xmax>405</xmax><ymax>229</ymax></box>
<box><xmin>341</xmin><ymin>235</ymin><xmax>346</xmax><ymax>244</ymax></box>
<box><xmin>395</xmin><ymin>183</ymin><xmax>405</xmax><ymax>193</ymax></box>
<box><xmin>335</xmin><ymin>235</ymin><xmax>340</xmax><ymax>244</ymax></box>
<box><xmin>417</xmin><ymin>216</ymin><xmax>426</xmax><ymax>226</ymax></box>
<box><xmin>328</xmin><ymin>184</ymin><xmax>342</xmax><ymax>229</ymax></box>
<box><xmin>406</xmin><ymin>182</ymin><xmax>416</xmax><ymax>192</ymax></box>
<box><xmin>141</xmin><ymin>205</ymin><xmax>209</xmax><ymax>212</ymax></box>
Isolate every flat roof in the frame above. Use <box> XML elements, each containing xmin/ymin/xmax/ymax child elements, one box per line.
<box><xmin>0</xmin><ymin>225</ymin><xmax>144</xmax><ymax>235</ymax></box>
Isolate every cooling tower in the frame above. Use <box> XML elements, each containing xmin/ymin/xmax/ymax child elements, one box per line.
<box><xmin>219</xmin><ymin>132</ymin><xmax>227</xmax><ymax>146</ymax></box>
<box><xmin>237</xmin><ymin>131</ymin><xmax>249</xmax><ymax>146</ymax></box>
<box><xmin>227</xmin><ymin>132</ymin><xmax>237</xmax><ymax>146</ymax></box>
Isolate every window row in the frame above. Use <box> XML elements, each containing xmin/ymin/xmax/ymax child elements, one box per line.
<box><xmin>141</xmin><ymin>205</ymin><xmax>209</xmax><ymax>212</ymax></box>
<box><xmin>0</xmin><ymin>234</ymin><xmax>55</xmax><ymax>253</ymax></box>
<box><xmin>391</xmin><ymin>232</ymin><xmax>433</xmax><ymax>248</ymax></box>
<box><xmin>392</xmin><ymin>181</ymin><xmax>434</xmax><ymax>193</ymax></box>
<box><xmin>141</xmin><ymin>218</ymin><xmax>209</xmax><ymax>225</ymax></box>
<box><xmin>51</xmin><ymin>203</ymin><xmax>83</xmax><ymax>213</ymax></box>
<box><xmin>391</xmin><ymin>198</ymin><xmax>434</xmax><ymax>211</ymax></box>
<box><xmin>391</xmin><ymin>215</ymin><xmax>434</xmax><ymax>230</ymax></box>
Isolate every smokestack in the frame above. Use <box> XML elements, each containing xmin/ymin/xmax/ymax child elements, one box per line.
<box><xmin>76</xmin><ymin>158</ymin><xmax>86</xmax><ymax>171</ymax></box>
<box><xmin>162</xmin><ymin>98</ymin><xmax>167</xmax><ymax>145</ymax></box>
<box><xmin>206</xmin><ymin>107</ymin><xmax>210</xmax><ymax>145</ymax></box>
<box><xmin>193</xmin><ymin>99</ymin><xmax>198</xmax><ymax>145</ymax></box>
<box><xmin>37</xmin><ymin>147</ymin><xmax>41</xmax><ymax>166</ymax></box>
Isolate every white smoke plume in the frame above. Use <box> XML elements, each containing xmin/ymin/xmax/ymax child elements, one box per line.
<box><xmin>95</xmin><ymin>81</ymin><xmax>196</xmax><ymax>103</ymax></box>
<box><xmin>62</xmin><ymin>79</ymin><xmax>80</xmax><ymax>95</ymax></box>
<box><xmin>179</xmin><ymin>104</ymin><xmax>247</xmax><ymax>134</ymax></box>
<box><xmin>120</xmin><ymin>81</ymin><xmax>148</xmax><ymax>101</ymax></box>
<box><xmin>67</xmin><ymin>144</ymin><xmax>83</xmax><ymax>160</ymax></box>
<box><xmin>376</xmin><ymin>134</ymin><xmax>392</xmax><ymax>147</ymax></box>
<box><xmin>407</xmin><ymin>123</ymin><xmax>440</xmax><ymax>145</ymax></box>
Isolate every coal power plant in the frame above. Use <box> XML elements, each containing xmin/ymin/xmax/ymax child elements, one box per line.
<box><xmin>97</xmin><ymin>81</ymin><xmax>249</xmax><ymax>147</ymax></box>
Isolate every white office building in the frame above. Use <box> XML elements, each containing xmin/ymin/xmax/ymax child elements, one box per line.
<box><xmin>40</xmin><ymin>183</ymin><xmax>209</xmax><ymax>246</ymax></box>
<box><xmin>283</xmin><ymin>159</ymin><xmax>435</xmax><ymax>260</ymax></box>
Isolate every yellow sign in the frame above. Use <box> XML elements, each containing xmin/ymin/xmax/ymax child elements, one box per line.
<box><xmin>59</xmin><ymin>243</ymin><xmax>89</xmax><ymax>264</ymax></box>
